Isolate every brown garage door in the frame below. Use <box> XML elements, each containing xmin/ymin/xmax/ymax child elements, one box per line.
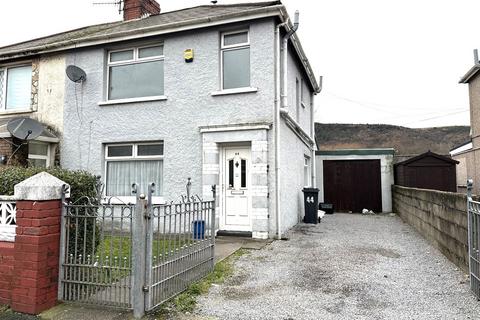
<box><xmin>323</xmin><ymin>160</ymin><xmax>382</xmax><ymax>213</ymax></box>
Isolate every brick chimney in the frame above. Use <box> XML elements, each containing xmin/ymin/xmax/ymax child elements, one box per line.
<box><xmin>123</xmin><ymin>0</ymin><xmax>160</xmax><ymax>21</ymax></box>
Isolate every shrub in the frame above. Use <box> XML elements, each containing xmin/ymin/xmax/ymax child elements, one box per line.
<box><xmin>0</xmin><ymin>166</ymin><xmax>101</xmax><ymax>263</ymax></box>
<box><xmin>0</xmin><ymin>166</ymin><xmax>99</xmax><ymax>204</ymax></box>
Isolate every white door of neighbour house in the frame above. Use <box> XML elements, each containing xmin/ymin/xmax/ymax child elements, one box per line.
<box><xmin>223</xmin><ymin>147</ymin><xmax>251</xmax><ymax>231</ymax></box>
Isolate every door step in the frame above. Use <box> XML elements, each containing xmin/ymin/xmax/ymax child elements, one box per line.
<box><xmin>216</xmin><ymin>230</ymin><xmax>252</xmax><ymax>238</ymax></box>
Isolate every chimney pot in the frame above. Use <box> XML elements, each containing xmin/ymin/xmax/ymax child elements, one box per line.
<box><xmin>123</xmin><ymin>0</ymin><xmax>160</xmax><ymax>21</ymax></box>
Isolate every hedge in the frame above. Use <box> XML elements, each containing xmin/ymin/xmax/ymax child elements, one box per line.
<box><xmin>0</xmin><ymin>166</ymin><xmax>98</xmax><ymax>204</ymax></box>
<box><xmin>1</xmin><ymin>166</ymin><xmax>102</xmax><ymax>266</ymax></box>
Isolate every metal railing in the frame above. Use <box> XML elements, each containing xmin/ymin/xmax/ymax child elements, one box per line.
<box><xmin>467</xmin><ymin>180</ymin><xmax>480</xmax><ymax>299</ymax></box>
<box><xmin>146</xmin><ymin>183</ymin><xmax>216</xmax><ymax>311</ymax></box>
<box><xmin>58</xmin><ymin>194</ymin><xmax>134</xmax><ymax>308</ymax></box>
<box><xmin>58</xmin><ymin>183</ymin><xmax>216</xmax><ymax>317</ymax></box>
<box><xmin>0</xmin><ymin>196</ymin><xmax>16</xmax><ymax>242</ymax></box>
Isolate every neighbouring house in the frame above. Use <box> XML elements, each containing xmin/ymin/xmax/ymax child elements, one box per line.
<box><xmin>394</xmin><ymin>151</ymin><xmax>458</xmax><ymax>192</ymax></box>
<box><xmin>0</xmin><ymin>55</ymin><xmax>63</xmax><ymax>167</ymax></box>
<box><xmin>0</xmin><ymin>0</ymin><xmax>321</xmax><ymax>239</ymax></box>
<box><xmin>455</xmin><ymin>50</ymin><xmax>480</xmax><ymax>194</ymax></box>
<box><xmin>316</xmin><ymin>148</ymin><xmax>394</xmax><ymax>213</ymax></box>
<box><xmin>450</xmin><ymin>140</ymin><xmax>472</xmax><ymax>193</ymax></box>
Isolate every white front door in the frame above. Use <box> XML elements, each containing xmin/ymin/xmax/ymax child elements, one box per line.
<box><xmin>223</xmin><ymin>147</ymin><xmax>251</xmax><ymax>231</ymax></box>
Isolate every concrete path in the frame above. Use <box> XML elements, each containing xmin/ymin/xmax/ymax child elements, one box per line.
<box><xmin>196</xmin><ymin>213</ymin><xmax>480</xmax><ymax>320</ymax></box>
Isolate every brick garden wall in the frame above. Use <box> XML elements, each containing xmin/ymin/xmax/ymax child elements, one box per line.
<box><xmin>0</xmin><ymin>242</ymin><xmax>14</xmax><ymax>305</ymax></box>
<box><xmin>392</xmin><ymin>185</ymin><xmax>469</xmax><ymax>272</ymax></box>
<box><xmin>0</xmin><ymin>200</ymin><xmax>61</xmax><ymax>314</ymax></box>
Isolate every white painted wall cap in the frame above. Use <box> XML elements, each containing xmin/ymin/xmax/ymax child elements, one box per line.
<box><xmin>14</xmin><ymin>172</ymin><xmax>70</xmax><ymax>201</ymax></box>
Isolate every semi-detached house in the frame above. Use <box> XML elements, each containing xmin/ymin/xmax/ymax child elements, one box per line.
<box><xmin>0</xmin><ymin>0</ymin><xmax>321</xmax><ymax>239</ymax></box>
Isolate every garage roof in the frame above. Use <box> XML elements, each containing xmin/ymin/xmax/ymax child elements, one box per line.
<box><xmin>316</xmin><ymin>148</ymin><xmax>395</xmax><ymax>156</ymax></box>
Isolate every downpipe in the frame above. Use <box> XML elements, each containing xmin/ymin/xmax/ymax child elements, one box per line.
<box><xmin>276</xmin><ymin>11</ymin><xmax>299</xmax><ymax>240</ymax></box>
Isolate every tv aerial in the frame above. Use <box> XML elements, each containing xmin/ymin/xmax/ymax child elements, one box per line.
<box><xmin>93</xmin><ymin>0</ymin><xmax>124</xmax><ymax>14</ymax></box>
<box><xmin>66</xmin><ymin>65</ymin><xmax>87</xmax><ymax>83</ymax></box>
<box><xmin>7</xmin><ymin>117</ymin><xmax>44</xmax><ymax>141</ymax></box>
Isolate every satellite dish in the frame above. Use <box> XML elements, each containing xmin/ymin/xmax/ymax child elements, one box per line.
<box><xmin>66</xmin><ymin>65</ymin><xmax>87</xmax><ymax>83</ymax></box>
<box><xmin>7</xmin><ymin>117</ymin><xmax>44</xmax><ymax>140</ymax></box>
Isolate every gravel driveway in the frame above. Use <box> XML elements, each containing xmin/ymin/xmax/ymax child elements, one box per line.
<box><xmin>195</xmin><ymin>213</ymin><xmax>480</xmax><ymax>320</ymax></box>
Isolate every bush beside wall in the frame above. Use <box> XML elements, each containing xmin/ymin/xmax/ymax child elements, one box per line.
<box><xmin>392</xmin><ymin>185</ymin><xmax>469</xmax><ymax>272</ymax></box>
<box><xmin>0</xmin><ymin>167</ymin><xmax>98</xmax><ymax>204</ymax></box>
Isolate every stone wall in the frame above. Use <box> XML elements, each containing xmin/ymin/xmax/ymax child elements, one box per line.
<box><xmin>392</xmin><ymin>185</ymin><xmax>469</xmax><ymax>272</ymax></box>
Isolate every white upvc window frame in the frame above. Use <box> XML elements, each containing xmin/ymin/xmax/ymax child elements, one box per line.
<box><xmin>0</xmin><ymin>63</ymin><xmax>33</xmax><ymax>113</ymax></box>
<box><xmin>106</xmin><ymin>44</ymin><xmax>165</xmax><ymax>102</ymax></box>
<box><xmin>104</xmin><ymin>142</ymin><xmax>165</xmax><ymax>204</ymax></box>
<box><xmin>304</xmin><ymin>155</ymin><xmax>311</xmax><ymax>187</ymax></box>
<box><xmin>300</xmin><ymin>78</ymin><xmax>306</xmax><ymax>108</ymax></box>
<box><xmin>27</xmin><ymin>141</ymin><xmax>51</xmax><ymax>168</ymax></box>
<box><xmin>220</xmin><ymin>29</ymin><xmax>252</xmax><ymax>91</ymax></box>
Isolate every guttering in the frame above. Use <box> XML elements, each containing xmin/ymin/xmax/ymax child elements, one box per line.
<box><xmin>460</xmin><ymin>49</ymin><xmax>480</xmax><ymax>83</ymax></box>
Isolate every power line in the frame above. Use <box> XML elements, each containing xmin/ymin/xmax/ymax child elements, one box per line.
<box><xmin>402</xmin><ymin>109</ymin><xmax>469</xmax><ymax>126</ymax></box>
<box><xmin>323</xmin><ymin>91</ymin><xmax>467</xmax><ymax>113</ymax></box>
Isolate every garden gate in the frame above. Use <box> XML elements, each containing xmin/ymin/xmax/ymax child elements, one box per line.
<box><xmin>467</xmin><ymin>180</ymin><xmax>480</xmax><ymax>299</ymax></box>
<box><xmin>57</xmin><ymin>183</ymin><xmax>216</xmax><ymax>317</ymax></box>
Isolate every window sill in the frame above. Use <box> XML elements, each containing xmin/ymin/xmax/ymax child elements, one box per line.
<box><xmin>0</xmin><ymin>108</ymin><xmax>33</xmax><ymax>115</ymax></box>
<box><xmin>211</xmin><ymin>87</ymin><xmax>258</xmax><ymax>96</ymax></box>
<box><xmin>102</xmin><ymin>196</ymin><xmax>165</xmax><ymax>205</ymax></box>
<box><xmin>98</xmin><ymin>95</ymin><xmax>167</xmax><ymax>106</ymax></box>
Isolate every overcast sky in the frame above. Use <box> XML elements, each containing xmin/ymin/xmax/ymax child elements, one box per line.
<box><xmin>0</xmin><ymin>0</ymin><xmax>478</xmax><ymax>128</ymax></box>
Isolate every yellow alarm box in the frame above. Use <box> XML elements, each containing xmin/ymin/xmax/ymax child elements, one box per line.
<box><xmin>184</xmin><ymin>49</ymin><xmax>194</xmax><ymax>63</ymax></box>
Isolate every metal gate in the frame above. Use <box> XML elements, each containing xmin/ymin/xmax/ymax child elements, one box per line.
<box><xmin>467</xmin><ymin>180</ymin><xmax>480</xmax><ymax>299</ymax></box>
<box><xmin>58</xmin><ymin>183</ymin><xmax>216</xmax><ymax>316</ymax></box>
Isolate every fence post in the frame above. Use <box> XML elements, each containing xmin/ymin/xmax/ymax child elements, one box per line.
<box><xmin>211</xmin><ymin>185</ymin><xmax>216</xmax><ymax>268</ymax></box>
<box><xmin>144</xmin><ymin>183</ymin><xmax>155</xmax><ymax>312</ymax></box>
<box><xmin>57</xmin><ymin>184</ymin><xmax>69</xmax><ymax>301</ymax></box>
<box><xmin>467</xmin><ymin>179</ymin><xmax>473</xmax><ymax>292</ymax></box>
<box><xmin>131</xmin><ymin>186</ymin><xmax>146</xmax><ymax>319</ymax></box>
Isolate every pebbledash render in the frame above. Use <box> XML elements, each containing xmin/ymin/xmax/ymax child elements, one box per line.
<box><xmin>0</xmin><ymin>0</ymin><xmax>320</xmax><ymax>239</ymax></box>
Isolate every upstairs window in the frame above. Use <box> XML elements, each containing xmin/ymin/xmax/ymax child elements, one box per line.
<box><xmin>107</xmin><ymin>45</ymin><xmax>164</xmax><ymax>101</ymax></box>
<box><xmin>221</xmin><ymin>30</ymin><xmax>250</xmax><ymax>90</ymax></box>
<box><xmin>0</xmin><ymin>65</ymin><xmax>32</xmax><ymax>111</ymax></box>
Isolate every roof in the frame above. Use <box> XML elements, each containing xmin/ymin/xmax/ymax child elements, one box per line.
<box><xmin>460</xmin><ymin>64</ymin><xmax>480</xmax><ymax>83</ymax></box>
<box><xmin>315</xmin><ymin>123</ymin><xmax>470</xmax><ymax>155</ymax></box>
<box><xmin>0</xmin><ymin>1</ymin><xmax>320</xmax><ymax>93</ymax></box>
<box><xmin>0</xmin><ymin>117</ymin><xmax>58</xmax><ymax>142</ymax></box>
<box><xmin>316</xmin><ymin>148</ymin><xmax>395</xmax><ymax>156</ymax></box>
<box><xmin>394</xmin><ymin>151</ymin><xmax>459</xmax><ymax>166</ymax></box>
<box><xmin>449</xmin><ymin>139</ymin><xmax>472</xmax><ymax>154</ymax></box>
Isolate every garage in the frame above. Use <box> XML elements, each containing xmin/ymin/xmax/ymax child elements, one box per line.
<box><xmin>323</xmin><ymin>159</ymin><xmax>382</xmax><ymax>212</ymax></box>
<box><xmin>316</xmin><ymin>149</ymin><xmax>395</xmax><ymax>213</ymax></box>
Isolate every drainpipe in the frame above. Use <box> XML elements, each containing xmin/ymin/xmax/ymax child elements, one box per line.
<box><xmin>311</xmin><ymin>76</ymin><xmax>323</xmax><ymax>188</ymax></box>
<box><xmin>281</xmin><ymin>10</ymin><xmax>299</xmax><ymax>111</ymax></box>
<box><xmin>275</xmin><ymin>11</ymin><xmax>299</xmax><ymax>240</ymax></box>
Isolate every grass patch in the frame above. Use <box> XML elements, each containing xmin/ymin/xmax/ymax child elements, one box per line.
<box><xmin>153</xmin><ymin>249</ymin><xmax>249</xmax><ymax>318</ymax></box>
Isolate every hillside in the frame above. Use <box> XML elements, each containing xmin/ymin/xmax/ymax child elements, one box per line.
<box><xmin>315</xmin><ymin>123</ymin><xmax>470</xmax><ymax>155</ymax></box>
